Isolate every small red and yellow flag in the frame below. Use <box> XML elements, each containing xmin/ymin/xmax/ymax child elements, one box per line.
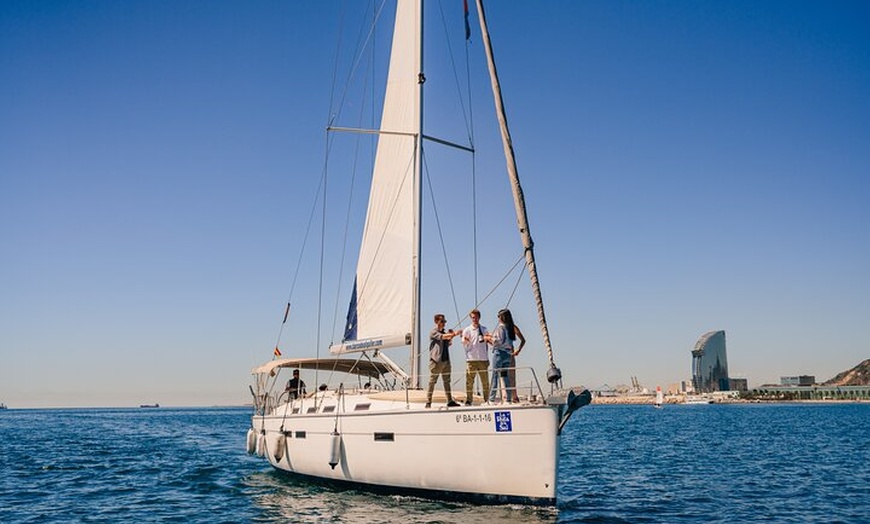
<box><xmin>273</xmin><ymin>346</ymin><xmax>282</xmax><ymax>357</ymax></box>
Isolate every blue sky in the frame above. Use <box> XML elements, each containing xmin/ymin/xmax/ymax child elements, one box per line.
<box><xmin>2</xmin><ymin>1</ymin><xmax>868</xmax><ymax>408</ymax></box>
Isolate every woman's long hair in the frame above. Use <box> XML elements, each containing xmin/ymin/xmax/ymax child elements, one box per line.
<box><xmin>498</xmin><ymin>309</ymin><xmax>516</xmax><ymax>342</ymax></box>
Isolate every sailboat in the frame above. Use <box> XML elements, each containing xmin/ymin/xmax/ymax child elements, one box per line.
<box><xmin>247</xmin><ymin>0</ymin><xmax>590</xmax><ymax>506</ymax></box>
<box><xmin>654</xmin><ymin>386</ymin><xmax>664</xmax><ymax>408</ymax></box>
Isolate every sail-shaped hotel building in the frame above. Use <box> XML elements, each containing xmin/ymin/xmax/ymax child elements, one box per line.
<box><xmin>692</xmin><ymin>330</ymin><xmax>730</xmax><ymax>392</ymax></box>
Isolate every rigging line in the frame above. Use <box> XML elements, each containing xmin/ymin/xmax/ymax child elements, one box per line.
<box><xmin>505</xmin><ymin>255</ymin><xmax>526</xmax><ymax>307</ymax></box>
<box><xmin>464</xmin><ymin>16</ymin><xmax>475</xmax><ymax>150</ymax></box>
<box><xmin>315</xmin><ymin>130</ymin><xmax>330</xmax><ymax>387</ymax></box>
<box><xmin>359</xmin><ymin>352</ymin><xmax>389</xmax><ymax>388</ymax></box>
<box><xmin>329</xmin><ymin>0</ymin><xmax>388</xmax><ymax>128</ymax></box>
<box><xmin>422</xmin><ymin>134</ymin><xmax>474</xmax><ymax>152</ymax></box>
<box><xmin>325</xmin><ymin>0</ymin><xmax>347</xmax><ymax>127</ymax></box>
<box><xmin>369</xmin><ymin>0</ymin><xmax>377</xmax><ymax>140</ymax></box>
<box><xmin>470</xmin><ymin>121</ymin><xmax>478</xmax><ymax>305</ymax></box>
<box><xmin>274</xmin><ymin>135</ymin><xmax>332</xmax><ymax>351</ymax></box>
<box><xmin>462</xmin><ymin>2</ymin><xmax>478</xmax><ymax>303</ymax></box>
<box><xmin>472</xmin><ymin>158</ymin><xmax>478</xmax><ymax>304</ymax></box>
<box><xmin>329</xmin><ymin>64</ymin><xmax>372</xmax><ymax>344</ymax></box>
<box><xmin>433</xmin><ymin>1</ymin><xmax>479</xmax><ymax>313</ymax></box>
<box><xmin>473</xmin><ymin>253</ymin><xmax>526</xmax><ymax>315</ymax></box>
<box><xmin>422</xmin><ymin>149</ymin><xmax>461</xmax><ymax>327</ymax></box>
<box><xmin>435</xmin><ymin>0</ymin><xmax>474</xmax><ymax>144</ymax></box>
<box><xmin>430</xmin><ymin>0</ymin><xmax>478</xmax><ymax>322</ymax></box>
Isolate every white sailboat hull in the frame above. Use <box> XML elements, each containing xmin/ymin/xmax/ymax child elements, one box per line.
<box><xmin>253</xmin><ymin>393</ymin><xmax>561</xmax><ymax>505</ymax></box>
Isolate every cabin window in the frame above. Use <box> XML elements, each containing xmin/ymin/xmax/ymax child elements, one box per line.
<box><xmin>295</xmin><ymin>431</ymin><xmax>306</xmax><ymax>439</ymax></box>
<box><xmin>374</xmin><ymin>432</ymin><xmax>394</xmax><ymax>442</ymax></box>
<box><xmin>307</xmin><ymin>407</ymin><xmax>317</xmax><ymax>414</ymax></box>
<box><xmin>291</xmin><ymin>408</ymin><xmax>300</xmax><ymax>414</ymax></box>
<box><xmin>322</xmin><ymin>405</ymin><xmax>336</xmax><ymax>413</ymax></box>
<box><xmin>354</xmin><ymin>403</ymin><xmax>371</xmax><ymax>411</ymax></box>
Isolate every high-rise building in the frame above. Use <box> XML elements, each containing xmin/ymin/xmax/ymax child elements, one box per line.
<box><xmin>691</xmin><ymin>330</ymin><xmax>729</xmax><ymax>392</ymax></box>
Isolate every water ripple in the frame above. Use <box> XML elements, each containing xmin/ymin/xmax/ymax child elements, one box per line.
<box><xmin>1</xmin><ymin>404</ymin><xmax>867</xmax><ymax>523</ymax></box>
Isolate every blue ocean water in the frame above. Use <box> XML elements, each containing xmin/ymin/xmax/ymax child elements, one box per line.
<box><xmin>0</xmin><ymin>403</ymin><xmax>867</xmax><ymax>523</ymax></box>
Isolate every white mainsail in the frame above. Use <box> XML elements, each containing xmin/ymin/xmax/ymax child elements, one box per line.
<box><xmin>332</xmin><ymin>0</ymin><xmax>420</xmax><ymax>353</ymax></box>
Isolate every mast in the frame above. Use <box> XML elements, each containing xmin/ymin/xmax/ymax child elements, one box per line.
<box><xmin>474</xmin><ymin>0</ymin><xmax>560</xmax><ymax>379</ymax></box>
<box><xmin>410</xmin><ymin>0</ymin><xmax>424</xmax><ymax>388</ymax></box>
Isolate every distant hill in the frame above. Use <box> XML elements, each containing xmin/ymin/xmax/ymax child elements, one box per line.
<box><xmin>822</xmin><ymin>359</ymin><xmax>870</xmax><ymax>386</ymax></box>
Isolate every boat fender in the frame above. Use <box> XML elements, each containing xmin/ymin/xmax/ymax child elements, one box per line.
<box><xmin>256</xmin><ymin>431</ymin><xmax>266</xmax><ymax>457</ymax></box>
<box><xmin>273</xmin><ymin>433</ymin><xmax>285</xmax><ymax>462</ymax></box>
<box><xmin>246</xmin><ymin>428</ymin><xmax>257</xmax><ymax>455</ymax></box>
<box><xmin>328</xmin><ymin>431</ymin><xmax>341</xmax><ymax>470</ymax></box>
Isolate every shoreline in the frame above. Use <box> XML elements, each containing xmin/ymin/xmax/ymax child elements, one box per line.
<box><xmin>590</xmin><ymin>396</ymin><xmax>868</xmax><ymax>405</ymax></box>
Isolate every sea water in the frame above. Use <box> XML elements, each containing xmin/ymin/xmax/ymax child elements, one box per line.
<box><xmin>0</xmin><ymin>403</ymin><xmax>866</xmax><ymax>523</ymax></box>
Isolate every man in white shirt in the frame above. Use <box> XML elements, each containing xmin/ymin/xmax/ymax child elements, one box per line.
<box><xmin>461</xmin><ymin>309</ymin><xmax>490</xmax><ymax>405</ymax></box>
